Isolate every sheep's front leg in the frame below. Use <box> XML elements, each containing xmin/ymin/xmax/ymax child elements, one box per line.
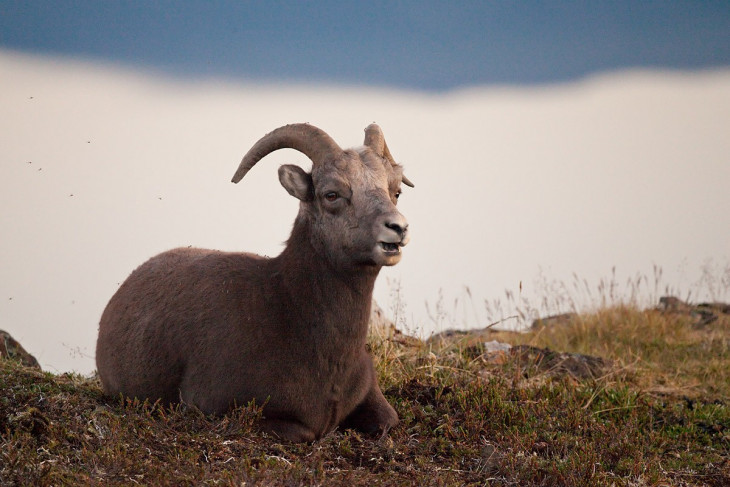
<box><xmin>339</xmin><ymin>381</ymin><xmax>398</xmax><ymax>435</ymax></box>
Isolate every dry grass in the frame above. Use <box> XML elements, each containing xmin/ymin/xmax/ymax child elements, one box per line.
<box><xmin>489</xmin><ymin>306</ymin><xmax>730</xmax><ymax>401</ymax></box>
<box><xmin>1</xmin><ymin>302</ymin><xmax>729</xmax><ymax>485</ymax></box>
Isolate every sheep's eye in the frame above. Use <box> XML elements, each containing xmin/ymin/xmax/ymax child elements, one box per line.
<box><xmin>395</xmin><ymin>191</ymin><xmax>401</xmax><ymax>200</ymax></box>
<box><xmin>324</xmin><ymin>192</ymin><xmax>339</xmax><ymax>202</ymax></box>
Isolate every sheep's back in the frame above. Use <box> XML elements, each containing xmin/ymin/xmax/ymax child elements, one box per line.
<box><xmin>95</xmin><ymin>247</ymin><xmax>275</xmax><ymax>407</ymax></box>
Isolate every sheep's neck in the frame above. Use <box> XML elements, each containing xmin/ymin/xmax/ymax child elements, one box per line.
<box><xmin>275</xmin><ymin>220</ymin><xmax>378</xmax><ymax>344</ymax></box>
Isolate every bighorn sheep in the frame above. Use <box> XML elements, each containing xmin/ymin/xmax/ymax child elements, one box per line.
<box><xmin>96</xmin><ymin>123</ymin><xmax>413</xmax><ymax>442</ymax></box>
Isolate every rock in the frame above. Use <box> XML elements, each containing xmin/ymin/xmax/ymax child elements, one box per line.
<box><xmin>531</xmin><ymin>313</ymin><xmax>578</xmax><ymax>330</ymax></box>
<box><xmin>369</xmin><ymin>300</ymin><xmax>421</xmax><ymax>346</ymax></box>
<box><xmin>474</xmin><ymin>341</ymin><xmax>513</xmax><ymax>365</ymax></box>
<box><xmin>427</xmin><ymin>324</ymin><xmax>499</xmax><ymax>345</ymax></box>
<box><xmin>658</xmin><ymin>296</ymin><xmax>691</xmax><ymax>313</ymax></box>
<box><xmin>427</xmin><ymin>328</ymin><xmax>470</xmax><ymax>343</ymax></box>
<box><xmin>483</xmin><ymin>340</ymin><xmax>512</xmax><ymax>353</ymax></box>
<box><xmin>369</xmin><ymin>299</ymin><xmax>396</xmax><ymax>337</ymax></box>
<box><xmin>657</xmin><ymin>296</ymin><xmax>729</xmax><ymax>328</ymax></box>
<box><xmin>509</xmin><ymin>345</ymin><xmax>613</xmax><ymax>380</ymax></box>
<box><xmin>0</xmin><ymin>330</ymin><xmax>41</xmax><ymax>370</ymax></box>
<box><xmin>469</xmin><ymin>341</ymin><xmax>613</xmax><ymax>379</ymax></box>
<box><xmin>696</xmin><ymin>301</ymin><xmax>730</xmax><ymax>315</ymax></box>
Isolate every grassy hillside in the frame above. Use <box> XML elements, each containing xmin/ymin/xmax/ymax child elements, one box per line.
<box><xmin>1</xmin><ymin>304</ymin><xmax>728</xmax><ymax>486</ymax></box>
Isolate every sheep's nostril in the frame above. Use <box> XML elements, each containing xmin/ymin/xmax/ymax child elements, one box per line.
<box><xmin>385</xmin><ymin>221</ymin><xmax>408</xmax><ymax>237</ymax></box>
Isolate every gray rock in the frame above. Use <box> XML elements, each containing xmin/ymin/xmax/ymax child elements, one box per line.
<box><xmin>0</xmin><ymin>330</ymin><xmax>41</xmax><ymax>370</ymax></box>
<box><xmin>657</xmin><ymin>296</ymin><xmax>729</xmax><ymax>328</ymax></box>
<box><xmin>509</xmin><ymin>345</ymin><xmax>613</xmax><ymax>380</ymax></box>
<box><xmin>531</xmin><ymin>312</ymin><xmax>578</xmax><ymax>330</ymax></box>
<box><xmin>483</xmin><ymin>340</ymin><xmax>512</xmax><ymax>353</ymax></box>
<box><xmin>369</xmin><ymin>300</ymin><xmax>420</xmax><ymax>346</ymax></box>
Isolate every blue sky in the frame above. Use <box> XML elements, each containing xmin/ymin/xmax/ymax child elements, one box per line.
<box><xmin>1</xmin><ymin>1</ymin><xmax>729</xmax><ymax>90</ymax></box>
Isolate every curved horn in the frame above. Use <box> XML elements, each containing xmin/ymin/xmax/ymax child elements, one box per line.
<box><xmin>365</xmin><ymin>123</ymin><xmax>415</xmax><ymax>188</ymax></box>
<box><xmin>363</xmin><ymin>123</ymin><xmax>385</xmax><ymax>155</ymax></box>
<box><xmin>383</xmin><ymin>141</ymin><xmax>415</xmax><ymax>188</ymax></box>
<box><xmin>400</xmin><ymin>175</ymin><xmax>415</xmax><ymax>188</ymax></box>
<box><xmin>232</xmin><ymin>123</ymin><xmax>343</xmax><ymax>183</ymax></box>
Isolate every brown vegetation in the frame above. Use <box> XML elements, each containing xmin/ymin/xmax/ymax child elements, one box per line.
<box><xmin>2</xmin><ymin>299</ymin><xmax>729</xmax><ymax>485</ymax></box>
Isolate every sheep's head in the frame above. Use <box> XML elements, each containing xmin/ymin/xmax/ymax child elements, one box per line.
<box><xmin>232</xmin><ymin>123</ymin><xmax>413</xmax><ymax>268</ymax></box>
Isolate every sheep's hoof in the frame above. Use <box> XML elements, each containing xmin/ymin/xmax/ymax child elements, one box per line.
<box><xmin>340</xmin><ymin>399</ymin><xmax>398</xmax><ymax>436</ymax></box>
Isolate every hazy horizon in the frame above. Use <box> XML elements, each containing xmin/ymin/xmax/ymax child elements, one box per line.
<box><xmin>2</xmin><ymin>49</ymin><xmax>729</xmax><ymax>375</ymax></box>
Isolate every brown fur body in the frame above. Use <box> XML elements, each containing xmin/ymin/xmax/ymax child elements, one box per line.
<box><xmin>96</xmin><ymin>124</ymin><xmax>411</xmax><ymax>442</ymax></box>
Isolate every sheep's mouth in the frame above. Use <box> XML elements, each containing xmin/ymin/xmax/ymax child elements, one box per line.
<box><xmin>379</xmin><ymin>242</ymin><xmax>402</xmax><ymax>255</ymax></box>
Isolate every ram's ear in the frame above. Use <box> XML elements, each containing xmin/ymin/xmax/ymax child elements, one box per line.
<box><xmin>278</xmin><ymin>165</ymin><xmax>313</xmax><ymax>201</ymax></box>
